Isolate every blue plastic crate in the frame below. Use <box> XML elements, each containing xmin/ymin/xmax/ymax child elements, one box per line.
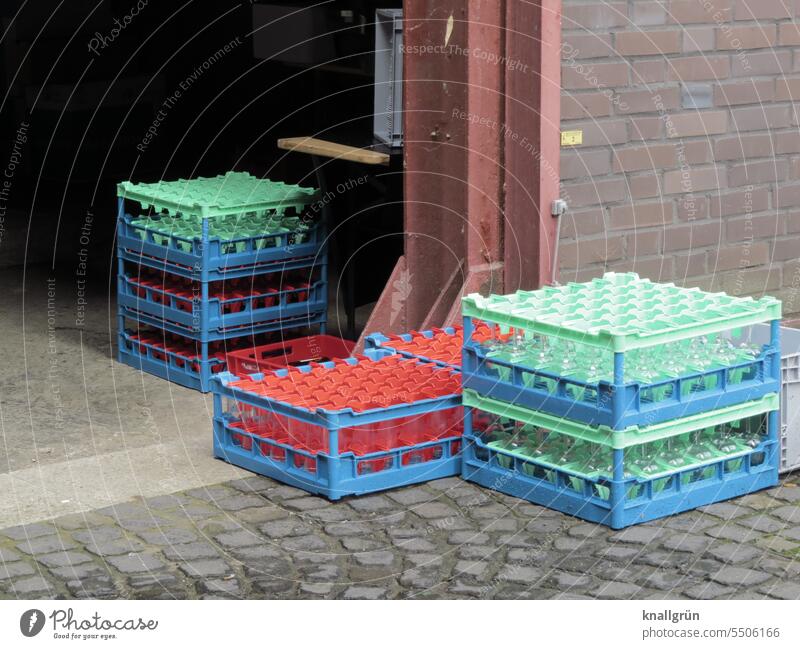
<box><xmin>461</xmin><ymin>405</ymin><xmax>780</xmax><ymax>529</ymax></box>
<box><xmin>117</xmin><ymin>201</ymin><xmax>325</xmax><ymax>282</ymax></box>
<box><xmin>462</xmin><ymin>316</ymin><xmax>782</xmax><ymax>430</ymax></box>
<box><xmin>117</xmin><ymin>273</ymin><xmax>328</xmax><ymax>340</ymax></box>
<box><xmin>365</xmin><ymin>327</ymin><xmax>461</xmax><ymax>369</ymax></box>
<box><xmin>210</xmin><ymin>360</ymin><xmax>463</xmax><ymax>500</ymax></box>
<box><xmin>117</xmin><ymin>328</ymin><xmax>226</xmax><ymax>392</ymax></box>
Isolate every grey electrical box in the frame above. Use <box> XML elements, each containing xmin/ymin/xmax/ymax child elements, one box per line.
<box><xmin>374</xmin><ymin>9</ymin><xmax>403</xmax><ymax>147</ymax></box>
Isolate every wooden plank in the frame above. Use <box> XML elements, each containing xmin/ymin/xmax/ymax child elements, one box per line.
<box><xmin>277</xmin><ymin>137</ymin><xmax>390</xmax><ymax>165</ymax></box>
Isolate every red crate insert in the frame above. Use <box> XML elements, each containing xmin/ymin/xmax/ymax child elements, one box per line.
<box><xmin>226</xmin><ymin>335</ymin><xmax>356</xmax><ymax>376</ymax></box>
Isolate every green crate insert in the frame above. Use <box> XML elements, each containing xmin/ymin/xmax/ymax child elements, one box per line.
<box><xmin>463</xmin><ymin>388</ymin><xmax>779</xmax><ymax>449</ymax></box>
<box><xmin>462</xmin><ymin>272</ymin><xmax>781</xmax><ymax>352</ymax></box>
<box><xmin>117</xmin><ymin>171</ymin><xmax>319</xmax><ymax>218</ymax></box>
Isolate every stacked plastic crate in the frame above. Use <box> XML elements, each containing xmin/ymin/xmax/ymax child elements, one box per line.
<box><xmin>116</xmin><ymin>172</ymin><xmax>327</xmax><ymax>391</ymax></box>
<box><xmin>210</xmin><ymin>352</ymin><xmax>463</xmax><ymax>499</ymax></box>
<box><xmin>460</xmin><ymin>272</ymin><xmax>782</xmax><ymax>529</ymax></box>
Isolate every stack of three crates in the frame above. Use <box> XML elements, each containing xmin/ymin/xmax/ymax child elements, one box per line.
<box><xmin>459</xmin><ymin>272</ymin><xmax>782</xmax><ymax>529</ymax></box>
<box><xmin>116</xmin><ymin>172</ymin><xmax>328</xmax><ymax>391</ymax></box>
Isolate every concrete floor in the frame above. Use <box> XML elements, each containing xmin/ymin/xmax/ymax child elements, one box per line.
<box><xmin>0</xmin><ymin>265</ymin><xmax>375</xmax><ymax>528</ymax></box>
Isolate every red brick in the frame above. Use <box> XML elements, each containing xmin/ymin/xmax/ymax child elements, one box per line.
<box><xmin>563</xmin><ymin>2</ymin><xmax>628</xmax><ymax>30</ymax></box>
<box><xmin>630</xmin><ymin>173</ymin><xmax>662</xmax><ymax>199</ymax></box>
<box><xmin>560</xmin><ymin>149</ymin><xmax>612</xmax><ymax>179</ymax></box>
<box><xmin>664</xmin><ymin>221</ymin><xmax>723</xmax><ymax>252</ymax></box>
<box><xmin>682</xmin><ymin>27</ymin><xmax>715</xmax><ymax>52</ymax></box>
<box><xmin>626</xmin><ymin>230</ymin><xmax>662</xmax><ymax>256</ymax></box>
<box><xmin>776</xmin><ymin>77</ymin><xmax>800</xmax><ymax>100</ymax></box>
<box><xmin>563</xmin><ymin>177</ymin><xmax>627</xmax><ymax>208</ymax></box>
<box><xmin>731</xmin><ymin>105</ymin><xmax>791</xmax><ymax>131</ymax></box>
<box><xmin>562</xmin><ymin>92</ymin><xmax>612</xmax><ymax>119</ymax></box>
<box><xmin>732</xmin><ymin>50</ymin><xmax>792</xmax><ymax>76</ymax></box>
<box><xmin>613</xmin><ymin>143</ymin><xmax>678</xmax><ymax>172</ymax></box>
<box><xmin>778</xmin><ymin>22</ymin><xmax>800</xmax><ymax>45</ymax></box>
<box><xmin>669</xmin><ymin>0</ymin><xmax>733</xmax><ymax>23</ymax></box>
<box><xmin>615</xmin><ymin>30</ymin><xmax>682</xmax><ymax>56</ymax></box>
<box><xmin>734</xmin><ymin>0</ymin><xmax>792</xmax><ymax>20</ymax></box>
<box><xmin>714</xmin><ymin>133</ymin><xmax>774</xmax><ymax>160</ymax></box>
<box><xmin>727</xmin><ymin>213</ymin><xmax>782</xmax><ymax>241</ymax></box>
<box><xmin>633</xmin><ymin>60</ymin><xmax>665</xmax><ymax>84</ymax></box>
<box><xmin>728</xmin><ymin>159</ymin><xmax>789</xmax><ymax>186</ymax></box>
<box><xmin>666</xmin><ymin>111</ymin><xmax>728</xmax><ymax>138</ymax></box>
<box><xmin>714</xmin><ymin>79</ymin><xmax>774</xmax><ymax>106</ymax></box>
<box><xmin>663</xmin><ymin>166</ymin><xmax>726</xmax><ymax>194</ymax></box>
<box><xmin>609</xmin><ymin>257</ymin><xmax>673</xmax><ymax>282</ymax></box>
<box><xmin>633</xmin><ymin>1</ymin><xmax>667</xmax><ymax>25</ymax></box>
<box><xmin>668</xmin><ymin>55</ymin><xmax>730</xmax><ymax>81</ymax></box>
<box><xmin>674</xmin><ymin>252</ymin><xmax>707</xmax><ymax>278</ymax></box>
<box><xmin>716</xmin><ymin>26</ymin><xmax>776</xmax><ymax>50</ymax></box>
<box><xmin>710</xmin><ymin>241</ymin><xmax>770</xmax><ymax>272</ymax></box>
<box><xmin>677</xmin><ymin>195</ymin><xmax>709</xmax><ymax>221</ymax></box>
<box><xmin>617</xmin><ymin>87</ymin><xmax>680</xmax><ymax>115</ymax></box>
<box><xmin>776</xmin><ymin>184</ymin><xmax>800</xmax><ymax>208</ymax></box>
<box><xmin>628</xmin><ymin>116</ymin><xmax>664</xmax><ymax>140</ymax></box>
<box><xmin>776</xmin><ymin>132</ymin><xmax>800</xmax><ymax>154</ymax></box>
<box><xmin>792</xmin><ymin>156</ymin><xmax>800</xmax><ymax>179</ymax></box>
<box><xmin>682</xmin><ymin>140</ymin><xmax>713</xmax><ymax>164</ymax></box>
<box><xmin>560</xmin><ymin>208</ymin><xmax>606</xmax><ymax>238</ymax></box>
<box><xmin>713</xmin><ymin>267</ymin><xmax>781</xmax><ymax>296</ymax></box>
<box><xmin>787</xmin><ymin>211</ymin><xmax>800</xmax><ymax>233</ymax></box>
<box><xmin>609</xmin><ymin>201</ymin><xmax>673</xmax><ymax>230</ymax></box>
<box><xmin>709</xmin><ymin>187</ymin><xmax>770</xmax><ymax>217</ymax></box>
<box><xmin>773</xmin><ymin>237</ymin><xmax>800</xmax><ymax>260</ymax></box>
<box><xmin>562</xmin><ymin>62</ymin><xmax>629</xmax><ymax>90</ymax></box>
<box><xmin>559</xmin><ymin>237</ymin><xmax>623</xmax><ymax>268</ymax></box>
<box><xmin>562</xmin><ymin>34</ymin><xmax>615</xmax><ymax>60</ymax></box>
<box><xmin>563</xmin><ymin>119</ymin><xmax>629</xmax><ymax>146</ymax></box>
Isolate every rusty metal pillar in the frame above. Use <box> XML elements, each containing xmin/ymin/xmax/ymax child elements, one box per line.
<box><xmin>358</xmin><ymin>0</ymin><xmax>561</xmax><ymax>345</ymax></box>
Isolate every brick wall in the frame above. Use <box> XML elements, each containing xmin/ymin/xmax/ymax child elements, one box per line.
<box><xmin>558</xmin><ymin>0</ymin><xmax>800</xmax><ymax>317</ymax></box>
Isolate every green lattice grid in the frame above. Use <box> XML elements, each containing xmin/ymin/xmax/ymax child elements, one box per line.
<box><xmin>462</xmin><ymin>272</ymin><xmax>781</xmax><ymax>351</ymax></box>
<box><xmin>117</xmin><ymin>172</ymin><xmax>319</xmax><ymax>218</ymax></box>
<box><xmin>463</xmin><ymin>388</ymin><xmax>779</xmax><ymax>449</ymax></box>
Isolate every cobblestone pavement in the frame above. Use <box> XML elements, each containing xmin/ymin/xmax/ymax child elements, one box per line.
<box><xmin>1</xmin><ymin>475</ymin><xmax>799</xmax><ymax>600</ymax></box>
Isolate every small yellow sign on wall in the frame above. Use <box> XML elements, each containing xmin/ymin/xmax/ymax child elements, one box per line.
<box><xmin>560</xmin><ymin>130</ymin><xmax>583</xmax><ymax>146</ymax></box>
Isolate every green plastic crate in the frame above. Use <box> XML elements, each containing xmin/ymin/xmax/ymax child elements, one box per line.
<box><xmin>463</xmin><ymin>388</ymin><xmax>779</xmax><ymax>449</ymax></box>
<box><xmin>462</xmin><ymin>272</ymin><xmax>781</xmax><ymax>352</ymax></box>
<box><xmin>117</xmin><ymin>171</ymin><xmax>319</xmax><ymax>218</ymax></box>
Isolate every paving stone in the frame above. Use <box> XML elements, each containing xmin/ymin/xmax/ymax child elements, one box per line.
<box><xmin>198</xmin><ymin>518</ymin><xmax>242</xmax><ymax>535</ymax></box>
<box><xmin>662</xmin><ymin>533</ymin><xmax>712</xmax><ymax>554</ymax></box>
<box><xmin>594</xmin><ymin>565</ymin><xmax>640</xmax><ymax>582</ymax></box>
<box><xmin>343</xmin><ymin>586</ymin><xmax>387</xmax><ymax>599</ymax></box>
<box><xmin>568</xmin><ymin>523</ymin><xmax>604</xmax><ymax>538</ymax></box>
<box><xmin>387</xmin><ymin>527</ymin><xmax>427</xmax><ymax>540</ymax></box>
<box><xmin>16</xmin><ymin>534</ymin><xmax>76</xmax><ymax>555</ymax></box>
<box><xmin>771</xmin><ymin>506</ymin><xmax>800</xmax><ymax>525</ymax></box>
<box><xmin>425</xmin><ymin>477</ymin><xmax>465</xmax><ymax>491</ymax></box>
<box><xmin>0</xmin><ymin>562</ymin><xmax>36</xmax><ymax>579</ymax></box>
<box><xmin>282</xmin><ymin>496</ymin><xmax>331</xmax><ymax>512</ymax></box>
<box><xmin>0</xmin><ymin>547</ymin><xmax>21</xmax><ymax>562</ymax></box>
<box><xmin>281</xmin><ymin>535</ymin><xmax>327</xmax><ymax>552</ymax></box>
<box><xmin>85</xmin><ymin>538</ymin><xmax>145</xmax><ymax>557</ymax></box>
<box><xmin>162</xmin><ymin>542</ymin><xmax>220</xmax><ymax>561</ymax></box>
<box><xmin>251</xmin><ymin>577</ymin><xmax>296</xmax><ymax>595</ymax></box>
<box><xmin>496</xmin><ymin>565</ymin><xmax>543</xmax><ymax>585</ymax></box>
<box><xmin>598</xmin><ymin>545</ymin><xmax>642</xmax><ymax>561</ymax></box>
<box><xmin>234</xmin><ymin>507</ymin><xmax>287</xmax><ymax>525</ymax></box>
<box><xmin>228</xmin><ymin>545</ymin><xmax>282</xmax><ymax>563</ymax></box>
<box><xmin>137</xmin><ymin>528</ymin><xmax>199</xmax><ymax>545</ymax></box>
<box><xmin>341</xmin><ymin>536</ymin><xmax>382</xmax><ymax>552</ymax></box>
<box><xmin>495</xmin><ymin>533</ymin><xmax>541</xmax><ymax>548</ymax></box>
<box><xmin>706</xmin><ymin>542</ymin><xmax>762</xmax><ymax>564</ymax></box>
<box><xmin>454</xmin><ymin>560</ymin><xmax>489</xmax><ymax>579</ymax></box>
<box><xmin>704</xmin><ymin>525</ymin><xmax>762</xmax><ymax>543</ymax></box>
<box><xmin>554</xmin><ymin>536</ymin><xmax>590</xmax><ymax>552</ymax></box>
<box><xmin>11</xmin><ymin>576</ymin><xmax>55</xmax><ymax>596</ymax></box>
<box><xmin>66</xmin><ymin>575</ymin><xmax>118</xmax><ymax>599</ymax></box>
<box><xmin>591</xmin><ymin>581</ymin><xmax>641</xmax><ymax>599</ymax></box>
<box><xmin>214</xmin><ymin>529</ymin><xmax>263</xmax><ymax>549</ymax></box>
<box><xmin>347</xmin><ymin>496</ymin><xmax>395</xmax><ymax>513</ymax></box>
<box><xmin>354</xmin><ymin>551</ymin><xmax>395</xmax><ymax>566</ymax></box>
<box><xmin>698</xmin><ymin>502</ymin><xmax>750</xmax><ymax>521</ymax></box>
<box><xmin>610</xmin><ymin>526</ymin><xmax>664</xmax><ymax>545</ymax></box>
<box><xmin>36</xmin><ymin>550</ymin><xmax>94</xmax><ymax>569</ymax></box>
<box><xmin>768</xmin><ymin>485</ymin><xmax>800</xmax><ymax>502</ymax></box>
<box><xmin>225</xmin><ymin>476</ymin><xmax>275</xmax><ymax>493</ymax></box>
<box><xmin>53</xmin><ymin>512</ymin><xmax>112</xmax><ymax>530</ymax></box>
<box><xmin>0</xmin><ymin>522</ymin><xmax>56</xmax><ymax>540</ymax></box>
<box><xmin>199</xmin><ymin>578</ymin><xmax>242</xmax><ymax>597</ymax></box>
<box><xmin>50</xmin><ymin>564</ymin><xmax>110</xmax><ymax>581</ymax></box>
<box><xmin>448</xmin><ymin>580</ymin><xmax>491</xmax><ymax>597</ymax></box>
<box><xmin>738</xmin><ymin>515</ymin><xmax>785</xmax><ymax>534</ymax></box>
<box><xmin>302</xmin><ymin>564</ymin><xmax>340</xmax><ymax>581</ymax></box>
<box><xmin>143</xmin><ymin>494</ymin><xmax>191</xmax><ymax>510</ymax></box>
<box><xmin>387</xmin><ymin>487</ymin><xmax>436</xmax><ymax>506</ymax></box>
<box><xmin>400</xmin><ymin>567</ymin><xmax>441</xmax><ymax>590</ymax></box>
<box><xmin>301</xmin><ymin>582</ymin><xmax>333</xmax><ymax>596</ymax></box>
<box><xmin>661</xmin><ymin>512</ymin><xmax>716</xmax><ymax>533</ymax></box>
<box><xmin>507</xmin><ymin>548</ymin><xmax>546</xmax><ymax>564</ymax></box>
<box><xmin>295</xmin><ymin>551</ymin><xmax>338</xmax><ymax>565</ymax></box>
<box><xmin>549</xmin><ymin>571</ymin><xmax>592</xmax><ymax>589</ymax></box>
<box><xmin>638</xmin><ymin>551</ymin><xmax>690</xmax><ymax>569</ymax></box>
<box><xmin>754</xmin><ymin>535</ymin><xmax>799</xmax><ymax>554</ymax></box>
<box><xmin>683</xmin><ymin>582</ymin><xmax>736</xmax><ymax>599</ymax></box>
<box><xmin>736</xmin><ymin>493</ymin><xmax>780</xmax><ymax>510</ymax></box>
<box><xmin>525</xmin><ymin>517</ymin><xmax>563</xmax><ymax>534</ymax></box>
<box><xmin>758</xmin><ymin>582</ymin><xmax>800</xmax><ymax>600</ymax></box>
<box><xmin>406</xmin><ymin>553</ymin><xmax>443</xmax><ymax>568</ymax></box>
<box><xmin>391</xmin><ymin>537</ymin><xmax>436</xmax><ymax>552</ymax></box>
<box><xmin>458</xmin><ymin>545</ymin><xmax>500</xmax><ymax>561</ymax></box>
<box><xmin>106</xmin><ymin>553</ymin><xmax>165</xmax><ymax>574</ymax></box>
<box><xmin>184</xmin><ymin>486</ymin><xmax>238</xmax><ymax>503</ymax></box>
<box><xmin>412</xmin><ymin>502</ymin><xmax>459</xmax><ymax>519</ymax></box>
<box><xmin>778</xmin><ymin>526</ymin><xmax>800</xmax><ymax>541</ymax></box>
<box><xmin>711</xmin><ymin>567</ymin><xmax>772</xmax><ymax>587</ymax></box>
<box><xmin>643</xmin><ymin>570</ymin><xmax>687</xmax><ymax>591</ymax></box>
<box><xmin>481</xmin><ymin>519</ymin><xmax>518</xmax><ymax>532</ymax></box>
<box><xmin>179</xmin><ymin>559</ymin><xmax>234</xmax><ymax>578</ymax></box>
<box><xmin>259</xmin><ymin>520</ymin><xmax>311</xmax><ymax>538</ymax></box>
<box><xmin>468</xmin><ymin>502</ymin><xmax>513</xmax><ymax>520</ymax></box>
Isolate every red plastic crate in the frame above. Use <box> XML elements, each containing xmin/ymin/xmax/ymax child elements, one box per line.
<box><xmin>226</xmin><ymin>335</ymin><xmax>356</xmax><ymax>377</ymax></box>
